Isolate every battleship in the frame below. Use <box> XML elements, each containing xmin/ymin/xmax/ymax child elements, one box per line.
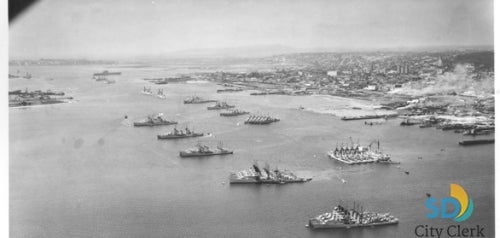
<box><xmin>9</xmin><ymin>89</ymin><xmax>64</xmax><ymax>96</ymax></box>
<box><xmin>179</xmin><ymin>142</ymin><xmax>233</xmax><ymax>157</ymax></box>
<box><xmin>157</xmin><ymin>127</ymin><xmax>203</xmax><ymax>139</ymax></box>
<box><xmin>220</xmin><ymin>109</ymin><xmax>250</xmax><ymax>117</ymax></box>
<box><xmin>229</xmin><ymin>163</ymin><xmax>312</xmax><ymax>184</ymax></box>
<box><xmin>244</xmin><ymin>115</ymin><xmax>280</xmax><ymax>125</ymax></box>
<box><xmin>207</xmin><ymin>101</ymin><xmax>235</xmax><ymax>110</ymax></box>
<box><xmin>327</xmin><ymin>140</ymin><xmax>396</xmax><ymax>165</ymax></box>
<box><xmin>307</xmin><ymin>203</ymin><xmax>399</xmax><ymax>229</ymax></box>
<box><xmin>133</xmin><ymin>113</ymin><xmax>177</xmax><ymax>127</ymax></box>
<box><xmin>183</xmin><ymin>96</ymin><xmax>217</xmax><ymax>104</ymax></box>
<box><xmin>9</xmin><ymin>89</ymin><xmax>72</xmax><ymax>107</ymax></box>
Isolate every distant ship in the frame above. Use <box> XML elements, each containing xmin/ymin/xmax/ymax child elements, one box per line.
<box><xmin>93</xmin><ymin>70</ymin><xmax>121</xmax><ymax>78</ymax></box>
<box><xmin>217</xmin><ymin>88</ymin><xmax>243</xmax><ymax>93</ymax></box>
<box><xmin>156</xmin><ymin>89</ymin><xmax>166</xmax><ymax>99</ymax></box>
<box><xmin>141</xmin><ymin>86</ymin><xmax>153</xmax><ymax>95</ymax></box>
<box><xmin>179</xmin><ymin>142</ymin><xmax>233</xmax><ymax>157</ymax></box>
<box><xmin>307</xmin><ymin>203</ymin><xmax>399</xmax><ymax>229</ymax></box>
<box><xmin>327</xmin><ymin>140</ymin><xmax>396</xmax><ymax>165</ymax></box>
<box><xmin>183</xmin><ymin>96</ymin><xmax>217</xmax><ymax>104</ymax></box>
<box><xmin>229</xmin><ymin>163</ymin><xmax>311</xmax><ymax>184</ymax></box>
<box><xmin>95</xmin><ymin>75</ymin><xmax>107</xmax><ymax>82</ymax></box>
<box><xmin>463</xmin><ymin>128</ymin><xmax>494</xmax><ymax>136</ymax></box>
<box><xmin>23</xmin><ymin>72</ymin><xmax>32</xmax><ymax>79</ymax></box>
<box><xmin>244</xmin><ymin>115</ymin><xmax>280</xmax><ymax>125</ymax></box>
<box><xmin>154</xmin><ymin>79</ymin><xmax>169</xmax><ymax>84</ymax></box>
<box><xmin>207</xmin><ymin>101</ymin><xmax>236</xmax><ymax>110</ymax></box>
<box><xmin>220</xmin><ymin>109</ymin><xmax>250</xmax><ymax>117</ymax></box>
<box><xmin>400</xmin><ymin>119</ymin><xmax>419</xmax><ymax>126</ymax></box>
<box><xmin>133</xmin><ymin>113</ymin><xmax>177</xmax><ymax>127</ymax></box>
<box><xmin>250</xmin><ymin>91</ymin><xmax>268</xmax><ymax>96</ymax></box>
<box><xmin>157</xmin><ymin>127</ymin><xmax>203</xmax><ymax>140</ymax></box>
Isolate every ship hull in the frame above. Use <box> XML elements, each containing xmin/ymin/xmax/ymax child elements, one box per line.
<box><xmin>229</xmin><ymin>174</ymin><xmax>311</xmax><ymax>184</ymax></box>
<box><xmin>157</xmin><ymin>133</ymin><xmax>204</xmax><ymax>139</ymax></box>
<box><xmin>244</xmin><ymin>120</ymin><xmax>279</xmax><ymax>125</ymax></box>
<box><xmin>308</xmin><ymin>220</ymin><xmax>399</xmax><ymax>229</ymax></box>
<box><xmin>207</xmin><ymin>106</ymin><xmax>235</xmax><ymax>110</ymax></box>
<box><xmin>220</xmin><ymin>113</ymin><xmax>249</xmax><ymax>117</ymax></box>
<box><xmin>133</xmin><ymin>122</ymin><xmax>178</xmax><ymax>127</ymax></box>
<box><xmin>179</xmin><ymin>151</ymin><xmax>233</xmax><ymax>157</ymax></box>
<box><xmin>459</xmin><ymin>139</ymin><xmax>494</xmax><ymax>145</ymax></box>
<box><xmin>184</xmin><ymin>100</ymin><xmax>217</xmax><ymax>104</ymax></box>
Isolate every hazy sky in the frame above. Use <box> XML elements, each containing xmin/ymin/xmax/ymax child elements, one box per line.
<box><xmin>9</xmin><ymin>0</ymin><xmax>494</xmax><ymax>59</ymax></box>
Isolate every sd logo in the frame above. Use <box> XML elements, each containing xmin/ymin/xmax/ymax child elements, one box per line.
<box><xmin>426</xmin><ymin>183</ymin><xmax>474</xmax><ymax>222</ymax></box>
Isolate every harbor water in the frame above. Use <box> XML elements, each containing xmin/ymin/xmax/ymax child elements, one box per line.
<box><xmin>10</xmin><ymin>65</ymin><xmax>494</xmax><ymax>238</ymax></box>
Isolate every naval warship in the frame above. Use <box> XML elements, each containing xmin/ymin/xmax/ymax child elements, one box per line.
<box><xmin>220</xmin><ymin>109</ymin><xmax>250</xmax><ymax>117</ymax></box>
<box><xmin>244</xmin><ymin>115</ymin><xmax>280</xmax><ymax>125</ymax></box>
<box><xmin>327</xmin><ymin>140</ymin><xmax>396</xmax><ymax>165</ymax></box>
<box><xmin>157</xmin><ymin>127</ymin><xmax>203</xmax><ymax>139</ymax></box>
<box><xmin>133</xmin><ymin>113</ymin><xmax>177</xmax><ymax>127</ymax></box>
<box><xmin>179</xmin><ymin>142</ymin><xmax>233</xmax><ymax>157</ymax></box>
<box><xmin>307</xmin><ymin>203</ymin><xmax>399</xmax><ymax>229</ymax></box>
<box><xmin>183</xmin><ymin>96</ymin><xmax>217</xmax><ymax>104</ymax></box>
<box><xmin>207</xmin><ymin>101</ymin><xmax>235</xmax><ymax>110</ymax></box>
<box><xmin>93</xmin><ymin>70</ymin><xmax>121</xmax><ymax>78</ymax></box>
<box><xmin>229</xmin><ymin>163</ymin><xmax>312</xmax><ymax>184</ymax></box>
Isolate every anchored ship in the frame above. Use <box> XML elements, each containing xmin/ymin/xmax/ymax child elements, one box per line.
<box><xmin>463</xmin><ymin>128</ymin><xmax>494</xmax><ymax>136</ymax></box>
<box><xmin>220</xmin><ymin>109</ymin><xmax>250</xmax><ymax>117</ymax></box>
<box><xmin>93</xmin><ymin>70</ymin><xmax>121</xmax><ymax>78</ymax></box>
<box><xmin>207</xmin><ymin>101</ymin><xmax>235</xmax><ymax>110</ymax></box>
<box><xmin>133</xmin><ymin>113</ymin><xmax>177</xmax><ymax>127</ymax></box>
<box><xmin>327</xmin><ymin>140</ymin><xmax>396</xmax><ymax>165</ymax></box>
<box><xmin>157</xmin><ymin>127</ymin><xmax>203</xmax><ymax>139</ymax></box>
<box><xmin>459</xmin><ymin>139</ymin><xmax>494</xmax><ymax>146</ymax></box>
<box><xmin>179</xmin><ymin>142</ymin><xmax>233</xmax><ymax>157</ymax></box>
<box><xmin>229</xmin><ymin>163</ymin><xmax>312</xmax><ymax>184</ymax></box>
<box><xmin>307</xmin><ymin>203</ymin><xmax>399</xmax><ymax>229</ymax></box>
<box><xmin>142</xmin><ymin>86</ymin><xmax>153</xmax><ymax>95</ymax></box>
<box><xmin>183</xmin><ymin>96</ymin><xmax>217</xmax><ymax>104</ymax></box>
<box><xmin>244</xmin><ymin>115</ymin><xmax>280</xmax><ymax>125</ymax></box>
<box><xmin>217</xmin><ymin>88</ymin><xmax>243</xmax><ymax>93</ymax></box>
<box><xmin>156</xmin><ymin>89</ymin><xmax>166</xmax><ymax>99</ymax></box>
<box><xmin>400</xmin><ymin>119</ymin><xmax>419</xmax><ymax>126</ymax></box>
